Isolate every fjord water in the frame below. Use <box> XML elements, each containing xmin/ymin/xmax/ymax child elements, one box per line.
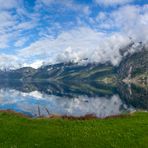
<box><xmin>0</xmin><ymin>80</ymin><xmax>147</xmax><ymax>118</ymax></box>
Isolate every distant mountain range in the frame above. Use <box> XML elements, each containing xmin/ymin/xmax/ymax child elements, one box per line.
<box><xmin>0</xmin><ymin>45</ymin><xmax>147</xmax><ymax>85</ymax></box>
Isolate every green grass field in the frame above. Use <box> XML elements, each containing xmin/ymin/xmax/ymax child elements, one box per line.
<box><xmin>0</xmin><ymin>111</ymin><xmax>148</xmax><ymax>148</ymax></box>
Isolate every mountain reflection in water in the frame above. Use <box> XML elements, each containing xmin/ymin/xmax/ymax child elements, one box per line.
<box><xmin>0</xmin><ymin>80</ymin><xmax>147</xmax><ymax>118</ymax></box>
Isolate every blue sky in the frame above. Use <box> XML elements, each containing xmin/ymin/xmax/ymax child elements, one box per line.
<box><xmin>0</xmin><ymin>0</ymin><xmax>148</xmax><ymax>69</ymax></box>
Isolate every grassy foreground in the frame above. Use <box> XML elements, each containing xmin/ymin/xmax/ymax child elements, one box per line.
<box><xmin>0</xmin><ymin>112</ymin><xmax>148</xmax><ymax>148</ymax></box>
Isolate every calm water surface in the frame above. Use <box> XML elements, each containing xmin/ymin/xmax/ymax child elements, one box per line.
<box><xmin>0</xmin><ymin>81</ymin><xmax>147</xmax><ymax>118</ymax></box>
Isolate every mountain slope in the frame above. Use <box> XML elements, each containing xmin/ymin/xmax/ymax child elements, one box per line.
<box><xmin>117</xmin><ymin>46</ymin><xmax>148</xmax><ymax>81</ymax></box>
<box><xmin>0</xmin><ymin>46</ymin><xmax>147</xmax><ymax>84</ymax></box>
<box><xmin>0</xmin><ymin>67</ymin><xmax>37</xmax><ymax>81</ymax></box>
<box><xmin>33</xmin><ymin>62</ymin><xmax>115</xmax><ymax>81</ymax></box>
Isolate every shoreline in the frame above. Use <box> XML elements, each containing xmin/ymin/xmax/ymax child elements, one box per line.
<box><xmin>0</xmin><ymin>109</ymin><xmax>145</xmax><ymax>120</ymax></box>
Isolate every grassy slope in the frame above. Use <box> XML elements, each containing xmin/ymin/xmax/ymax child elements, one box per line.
<box><xmin>0</xmin><ymin>112</ymin><xmax>148</xmax><ymax>148</ymax></box>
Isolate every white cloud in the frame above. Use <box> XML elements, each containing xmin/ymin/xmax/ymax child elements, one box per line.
<box><xmin>0</xmin><ymin>34</ymin><xmax>9</xmax><ymax>48</ymax></box>
<box><xmin>0</xmin><ymin>1</ymin><xmax>147</xmax><ymax>69</ymax></box>
<box><xmin>0</xmin><ymin>11</ymin><xmax>17</xmax><ymax>48</ymax></box>
<box><xmin>0</xmin><ymin>54</ymin><xmax>21</xmax><ymax>70</ymax></box>
<box><xmin>0</xmin><ymin>11</ymin><xmax>15</xmax><ymax>28</ymax></box>
<box><xmin>17</xmin><ymin>27</ymin><xmax>133</xmax><ymax>66</ymax></box>
<box><xmin>15</xmin><ymin>22</ymin><xmax>36</xmax><ymax>30</ymax></box>
<box><xmin>36</xmin><ymin>0</ymin><xmax>91</xmax><ymax>15</ymax></box>
<box><xmin>0</xmin><ymin>0</ymin><xmax>18</xmax><ymax>9</ymax></box>
<box><xmin>95</xmin><ymin>0</ymin><xmax>133</xmax><ymax>6</ymax></box>
<box><xmin>0</xmin><ymin>0</ymin><xmax>39</xmax><ymax>50</ymax></box>
<box><xmin>15</xmin><ymin>4</ymin><xmax>148</xmax><ymax>68</ymax></box>
<box><xmin>37</xmin><ymin>0</ymin><xmax>54</xmax><ymax>5</ymax></box>
<box><xmin>23</xmin><ymin>60</ymin><xmax>44</xmax><ymax>69</ymax></box>
<box><xmin>96</xmin><ymin>4</ymin><xmax>148</xmax><ymax>42</ymax></box>
<box><xmin>14</xmin><ymin>38</ymin><xmax>27</xmax><ymax>47</ymax></box>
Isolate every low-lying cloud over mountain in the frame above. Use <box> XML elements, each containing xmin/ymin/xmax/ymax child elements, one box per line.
<box><xmin>0</xmin><ymin>0</ymin><xmax>148</xmax><ymax>69</ymax></box>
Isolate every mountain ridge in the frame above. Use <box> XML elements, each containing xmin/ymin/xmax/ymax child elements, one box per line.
<box><xmin>0</xmin><ymin>46</ymin><xmax>147</xmax><ymax>85</ymax></box>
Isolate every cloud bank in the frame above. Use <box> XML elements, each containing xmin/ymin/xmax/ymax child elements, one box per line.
<box><xmin>0</xmin><ymin>0</ymin><xmax>148</xmax><ymax>69</ymax></box>
<box><xmin>18</xmin><ymin>4</ymin><xmax>148</xmax><ymax>67</ymax></box>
